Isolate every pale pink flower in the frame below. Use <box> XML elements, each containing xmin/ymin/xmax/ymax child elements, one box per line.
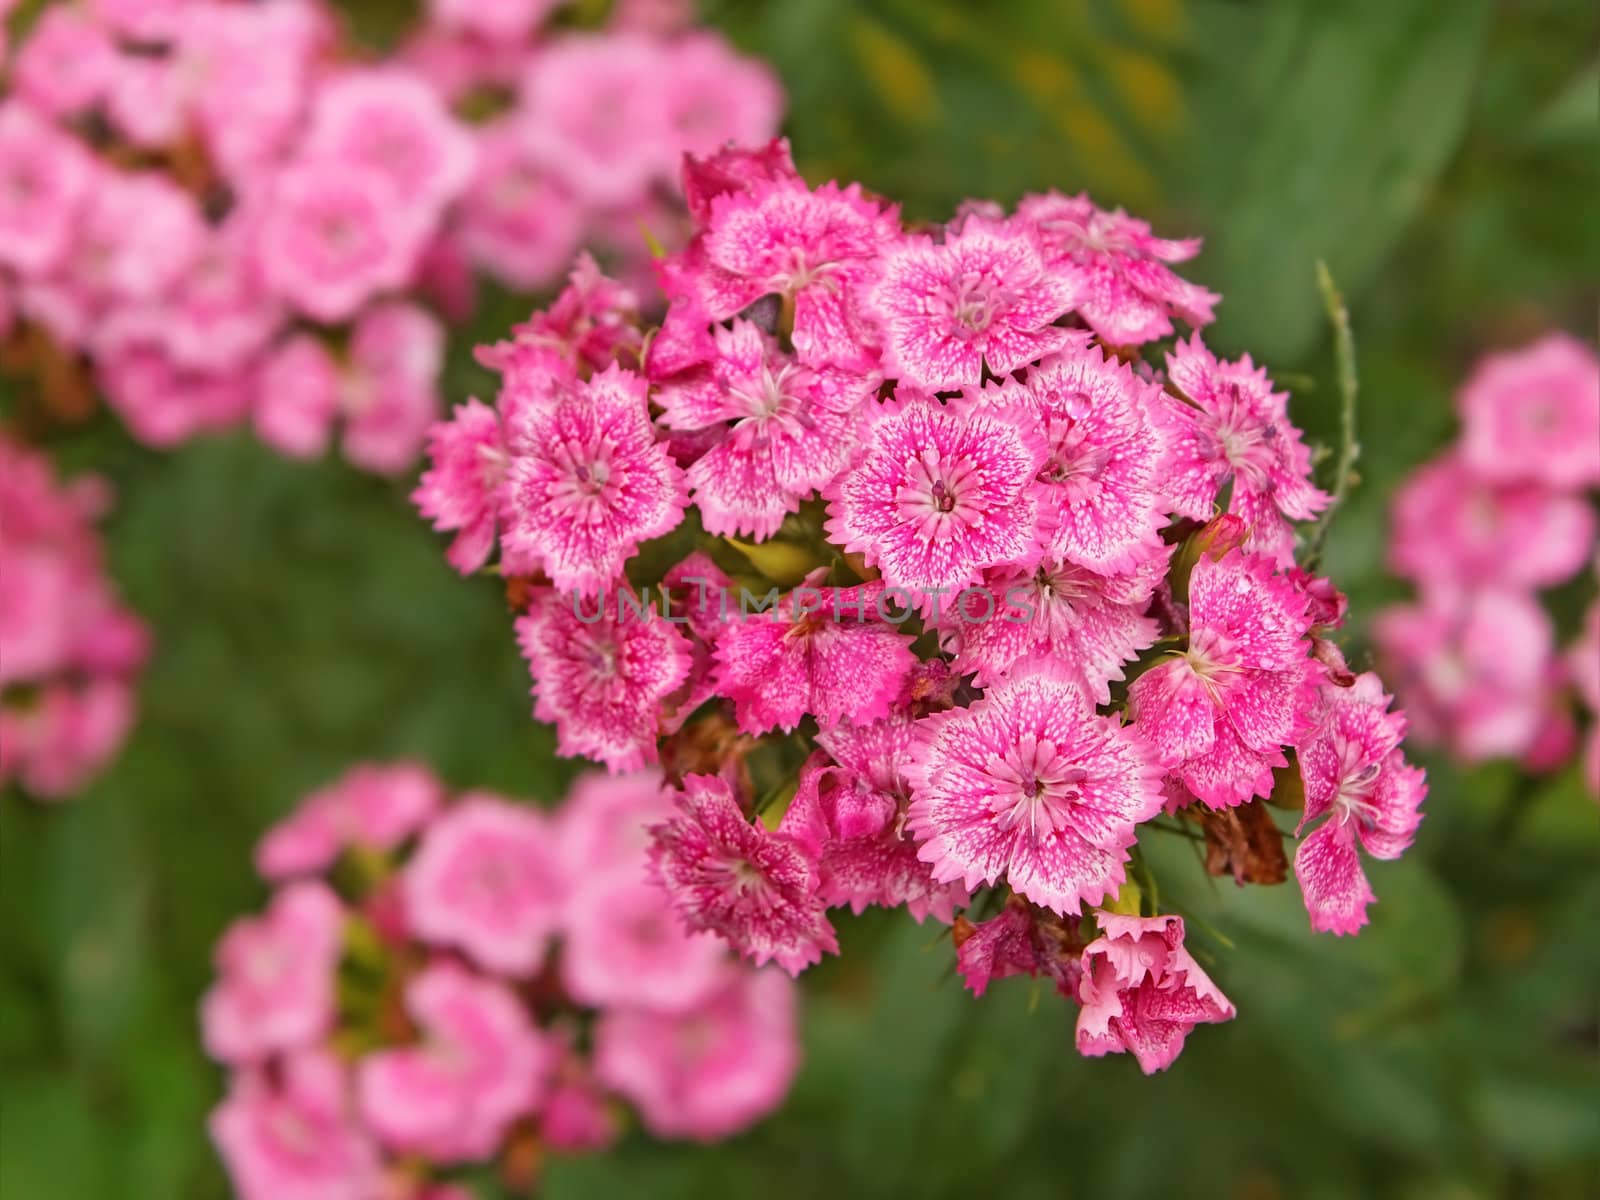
<box><xmin>200</xmin><ymin>881</ymin><xmax>346</xmax><ymax>1064</ymax></box>
<box><xmin>1160</xmin><ymin>334</ymin><xmax>1329</xmax><ymax>565</ymax></box>
<box><xmin>457</xmin><ymin>120</ymin><xmax>585</xmax><ymax>291</ymax></box>
<box><xmin>426</xmin><ymin>0</ymin><xmax>563</xmax><ymax>40</ymax></box>
<box><xmin>869</xmin><ymin>215</ymin><xmax>1078</xmax><ymax>391</ymax></box>
<box><xmin>358</xmin><ymin>960</ymin><xmax>557</xmax><ymax>1162</ymax></box>
<box><xmin>713</xmin><ymin>579</ymin><xmax>917</xmax><ymax>734</ymax></box>
<box><xmin>257</xmin><ymin>159</ymin><xmax>429</xmax><ymax>323</ymax></box>
<box><xmin>1127</xmin><ymin>548</ymin><xmax>1317</xmax><ymax>809</ymax></box>
<box><xmin>11</xmin><ymin>7</ymin><xmax>115</xmax><ymax>118</ymax></box>
<box><xmin>825</xmin><ymin>396</ymin><xmax>1045</xmax><ymax>605</ymax></box>
<box><xmin>1293</xmin><ymin>673</ymin><xmax>1427</xmax><ymax>935</ymax></box>
<box><xmin>60</xmin><ymin>168</ymin><xmax>208</xmax><ymax>304</ymax></box>
<box><xmin>256</xmin><ymin>761</ymin><xmax>444</xmax><ymax>881</ymax></box>
<box><xmin>656</xmin><ymin>319</ymin><xmax>868</xmax><ymax>538</ymax></box>
<box><xmin>955</xmin><ymin>896</ymin><xmax>1082</xmax><ymax>998</ymax></box>
<box><xmin>412</xmin><ymin>399</ymin><xmax>511</xmax><ymax>575</ymax></box>
<box><xmin>210</xmin><ymin>1051</ymin><xmax>380</xmax><ymax>1200</ymax></box>
<box><xmin>1458</xmin><ymin>332</ymin><xmax>1600</xmax><ymax>488</ymax></box>
<box><xmin>0</xmin><ymin>677</ymin><xmax>139</xmax><ymax>799</ymax></box>
<box><xmin>996</xmin><ymin>338</ymin><xmax>1170</xmax><ymax>572</ymax></box>
<box><xmin>254</xmin><ymin>335</ymin><xmax>342</xmax><ymax>459</ymax></box>
<box><xmin>1017</xmin><ymin>191</ymin><xmax>1218</xmax><ymax>346</ymax></box>
<box><xmin>658</xmin><ymin>32</ymin><xmax>784</xmax><ymax>166</ymax></box>
<box><xmin>1387</xmin><ymin>451</ymin><xmax>1594</xmax><ymax>590</ymax></box>
<box><xmin>541</xmin><ymin>1061</ymin><xmax>620</xmax><ymax>1152</ymax></box>
<box><xmin>594</xmin><ymin>965</ymin><xmax>799</xmax><ymax>1141</ymax></box>
<box><xmin>908</xmin><ymin>668</ymin><xmax>1164</xmax><ymax>914</ymax></box>
<box><xmin>557</xmin><ymin>768</ymin><xmax>675</xmax><ymax>878</ymax></box>
<box><xmin>1075</xmin><ymin>913</ymin><xmax>1234</xmax><ymax>1074</ymax></box>
<box><xmin>503</xmin><ymin>365</ymin><xmax>687</xmax><ymax>595</ymax></box>
<box><xmin>98</xmin><ymin>347</ymin><xmax>255</xmax><ymax>448</ymax></box>
<box><xmin>302</xmin><ymin>69</ymin><xmax>477</xmax><ymax>219</ymax></box>
<box><xmin>943</xmin><ymin>554</ymin><xmax>1164</xmax><ymax>705</ymax></box>
<box><xmin>688</xmin><ymin>176</ymin><xmax>899</xmax><ymax>366</ymax></box>
<box><xmin>780</xmin><ymin>741</ymin><xmax>969</xmax><ymax>922</ymax></box>
<box><xmin>403</xmin><ymin>794</ymin><xmax>566</xmax><ymax>976</ymax></box>
<box><xmin>515</xmin><ymin>590</ymin><xmax>692</xmax><ymax>771</ymax></box>
<box><xmin>1373</xmin><ymin>588</ymin><xmax>1554</xmax><ymax>763</ymax></box>
<box><xmin>519</xmin><ymin>34</ymin><xmax>671</xmax><ymax>206</ymax></box>
<box><xmin>561</xmin><ymin>875</ymin><xmax>729</xmax><ymax>1013</ymax></box>
<box><xmin>648</xmin><ymin>773</ymin><xmax>837</xmax><ymax>974</ymax></box>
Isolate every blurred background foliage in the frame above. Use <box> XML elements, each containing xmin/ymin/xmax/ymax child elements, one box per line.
<box><xmin>3</xmin><ymin>0</ymin><xmax>1598</xmax><ymax>1196</ymax></box>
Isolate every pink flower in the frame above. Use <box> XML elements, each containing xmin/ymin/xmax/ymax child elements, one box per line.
<box><xmin>357</xmin><ymin>960</ymin><xmax>556</xmax><ymax>1162</ymax></box>
<box><xmin>11</xmin><ymin>7</ymin><xmax>114</xmax><ymax>118</ymax></box>
<box><xmin>541</xmin><ymin>1061</ymin><xmax>620</xmax><ymax>1153</ymax></box>
<box><xmin>98</xmin><ymin>346</ymin><xmax>254</xmax><ymax>448</ymax></box>
<box><xmin>256</xmin><ymin>304</ymin><xmax>443</xmax><ymax>474</ymax></box>
<box><xmin>825</xmin><ymin>396</ymin><xmax>1045</xmax><ymax>605</ymax></box>
<box><xmin>403</xmin><ymin>794</ymin><xmax>566</xmax><ymax>976</ymax></box>
<box><xmin>955</xmin><ymin>896</ymin><xmax>1082</xmax><ymax>998</ymax></box>
<box><xmin>502</xmin><ymin>366</ymin><xmax>687</xmax><ymax>596</ymax></box>
<box><xmin>1127</xmin><ymin>548</ymin><xmax>1317</xmax><ymax>809</ymax></box>
<box><xmin>681</xmin><ymin>138</ymin><xmax>798</xmax><ymax>226</ymax></box>
<box><xmin>0</xmin><ymin>111</ymin><xmax>85</xmax><ymax>274</ymax></box>
<box><xmin>713</xmin><ymin>580</ymin><xmax>917</xmax><ymax>734</ymax></box>
<box><xmin>869</xmin><ymin>216</ymin><xmax>1078</xmax><ymax>391</ymax></box>
<box><xmin>1457</xmin><ymin>333</ymin><xmax>1600</xmax><ymax>489</ymax></box>
<box><xmin>1293</xmin><ymin>673</ymin><xmax>1427</xmax><ymax>935</ymax></box>
<box><xmin>907</xmin><ymin>669</ymin><xmax>1164</xmax><ymax>914</ymax></box>
<box><xmin>558</xmin><ymin>768</ymin><xmax>675</xmax><ymax>877</ymax></box>
<box><xmin>411</xmin><ymin>399</ymin><xmax>510</xmax><ymax>575</ymax></box>
<box><xmin>995</xmin><ymin>338</ymin><xmax>1171</xmax><ymax>573</ymax></box>
<box><xmin>648</xmin><ymin>773</ymin><xmax>837</xmax><ymax>974</ymax></box>
<box><xmin>58</xmin><ymin>168</ymin><xmax>208</xmax><ymax>305</ymax></box>
<box><xmin>1373</xmin><ymin>588</ymin><xmax>1554</xmax><ymax>763</ymax></box>
<box><xmin>1075</xmin><ymin>913</ymin><xmax>1234</xmax><ymax>1073</ymax></box>
<box><xmin>426</xmin><ymin>0</ymin><xmax>563</xmax><ymax>40</ymax></box>
<box><xmin>656</xmin><ymin>319</ymin><xmax>868</xmax><ymax>538</ymax></box>
<box><xmin>257</xmin><ymin>159</ymin><xmax>428</xmax><ymax>323</ymax></box>
<box><xmin>0</xmin><ymin>677</ymin><xmax>139</xmax><ymax>799</ymax></box>
<box><xmin>1017</xmin><ymin>191</ymin><xmax>1218</xmax><ymax>346</ymax></box>
<box><xmin>594</xmin><ymin>965</ymin><xmax>799</xmax><ymax>1141</ymax></box>
<box><xmin>211</xmin><ymin>1051</ymin><xmax>380</xmax><ymax>1200</ymax></box>
<box><xmin>301</xmin><ymin>68</ymin><xmax>477</xmax><ymax>220</ymax></box>
<box><xmin>515</xmin><ymin>590</ymin><xmax>692</xmax><ymax>771</ymax></box>
<box><xmin>1160</xmin><ymin>335</ymin><xmax>1329</xmax><ymax>565</ymax></box>
<box><xmin>658</xmin><ymin>32</ymin><xmax>784</xmax><ymax>166</ymax></box>
<box><xmin>689</xmin><ymin>176</ymin><xmax>899</xmax><ymax>366</ymax></box>
<box><xmin>518</xmin><ymin>34</ymin><xmax>671</xmax><ymax>206</ymax></box>
<box><xmin>943</xmin><ymin>555</ymin><xmax>1164</xmax><ymax>705</ymax></box>
<box><xmin>1387</xmin><ymin>451</ymin><xmax>1594</xmax><ymax>590</ymax></box>
<box><xmin>457</xmin><ymin>120</ymin><xmax>584</xmax><ymax>291</ymax></box>
<box><xmin>780</xmin><ymin>741</ymin><xmax>969</xmax><ymax>922</ymax></box>
<box><xmin>255</xmin><ymin>761</ymin><xmax>444</xmax><ymax>881</ymax></box>
<box><xmin>200</xmin><ymin>881</ymin><xmax>345</xmax><ymax>1064</ymax></box>
<box><xmin>489</xmin><ymin>252</ymin><xmax>643</xmax><ymax>381</ymax></box>
<box><xmin>561</xmin><ymin>876</ymin><xmax>729</xmax><ymax>1013</ymax></box>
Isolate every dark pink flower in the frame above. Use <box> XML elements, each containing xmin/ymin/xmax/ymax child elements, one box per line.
<box><xmin>648</xmin><ymin>773</ymin><xmax>837</xmax><ymax>974</ymax></box>
<box><xmin>955</xmin><ymin>896</ymin><xmax>1082</xmax><ymax>998</ymax></box>
<box><xmin>1293</xmin><ymin>673</ymin><xmax>1427</xmax><ymax>935</ymax></box>
<box><xmin>1128</xmin><ymin>548</ymin><xmax>1317</xmax><ymax>809</ymax></box>
<box><xmin>1075</xmin><ymin>913</ymin><xmax>1234</xmax><ymax>1073</ymax></box>
<box><xmin>411</xmin><ymin>399</ymin><xmax>511</xmax><ymax>575</ymax></box>
<box><xmin>1017</xmin><ymin>191</ymin><xmax>1218</xmax><ymax>346</ymax></box>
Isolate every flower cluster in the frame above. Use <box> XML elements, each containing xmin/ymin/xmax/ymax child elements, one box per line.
<box><xmin>414</xmin><ymin>141</ymin><xmax>1426</xmax><ymax>1072</ymax></box>
<box><xmin>0</xmin><ymin>0</ymin><xmax>779</xmax><ymax>468</ymax></box>
<box><xmin>0</xmin><ymin>435</ymin><xmax>149</xmax><ymax>798</ymax></box>
<box><xmin>1375</xmin><ymin>333</ymin><xmax>1599</xmax><ymax>793</ymax></box>
<box><xmin>204</xmin><ymin>761</ymin><xmax>800</xmax><ymax>1198</ymax></box>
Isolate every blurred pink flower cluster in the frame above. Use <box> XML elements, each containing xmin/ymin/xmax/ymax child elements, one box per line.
<box><xmin>204</xmin><ymin>762</ymin><xmax>799</xmax><ymax>1198</ymax></box>
<box><xmin>0</xmin><ymin>0</ymin><xmax>780</xmax><ymax>468</ymax></box>
<box><xmin>414</xmin><ymin>141</ymin><xmax>1428</xmax><ymax>1074</ymax></box>
<box><xmin>1375</xmin><ymin>333</ymin><xmax>1600</xmax><ymax>794</ymax></box>
<box><xmin>0</xmin><ymin>435</ymin><xmax>149</xmax><ymax>798</ymax></box>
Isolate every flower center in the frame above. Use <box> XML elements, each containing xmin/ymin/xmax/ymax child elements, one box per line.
<box><xmin>945</xmin><ymin>271</ymin><xmax>998</xmax><ymax>335</ymax></box>
<box><xmin>986</xmin><ymin>735</ymin><xmax>1089</xmax><ymax>842</ymax></box>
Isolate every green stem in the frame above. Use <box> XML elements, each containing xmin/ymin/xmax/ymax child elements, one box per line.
<box><xmin>1306</xmin><ymin>260</ymin><xmax>1360</xmax><ymax>571</ymax></box>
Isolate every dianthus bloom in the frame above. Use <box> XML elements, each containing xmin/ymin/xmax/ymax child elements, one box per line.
<box><xmin>206</xmin><ymin>765</ymin><xmax>801</xmax><ymax>1194</ymax></box>
<box><xmin>413</xmin><ymin>140</ymin><xmax>1424</xmax><ymax>1076</ymax></box>
<box><xmin>1293</xmin><ymin>673</ymin><xmax>1427</xmax><ymax>935</ymax></box>
<box><xmin>908</xmin><ymin>670</ymin><xmax>1164</xmax><ymax>914</ymax></box>
<box><xmin>1456</xmin><ymin>333</ymin><xmax>1600</xmax><ymax>489</ymax></box>
<box><xmin>0</xmin><ymin>437</ymin><xmax>148</xmax><ymax>798</ymax></box>
<box><xmin>1128</xmin><ymin>548</ymin><xmax>1317</xmax><ymax>808</ymax></box>
<box><xmin>1075</xmin><ymin>914</ymin><xmax>1235</xmax><ymax>1074</ymax></box>
<box><xmin>649</xmin><ymin>773</ymin><xmax>838</xmax><ymax>974</ymax></box>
